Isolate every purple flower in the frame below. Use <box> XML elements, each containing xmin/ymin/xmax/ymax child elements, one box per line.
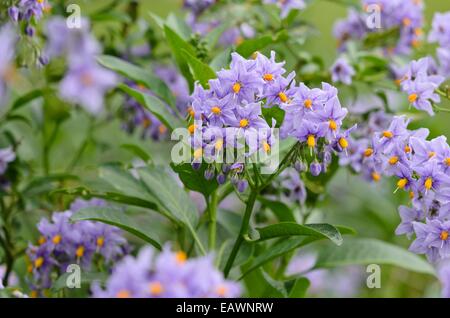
<box><xmin>377</xmin><ymin>116</ymin><xmax>410</xmax><ymax>153</ymax></box>
<box><xmin>395</xmin><ymin>205</ymin><xmax>425</xmax><ymax>238</ymax></box>
<box><xmin>416</xmin><ymin>163</ymin><xmax>450</xmax><ymax>195</ymax></box>
<box><xmin>428</xmin><ymin>12</ymin><xmax>450</xmax><ymax>48</ymax></box>
<box><xmin>234</xmin><ymin>102</ymin><xmax>268</xmax><ymax>130</ymax></box>
<box><xmin>295</xmin><ymin>121</ymin><xmax>327</xmax><ymax>151</ymax></box>
<box><xmin>410</xmin><ymin>221</ymin><xmax>440</xmax><ymax>263</ymax></box>
<box><xmin>264</xmin><ymin>0</ymin><xmax>306</xmax><ymax>18</ymax></box>
<box><xmin>281</xmin><ymin>168</ymin><xmax>307</xmax><ymax>205</ymax></box>
<box><xmin>217</xmin><ymin>53</ymin><xmax>264</xmax><ymax>102</ymax></box>
<box><xmin>59</xmin><ymin>61</ymin><xmax>118</xmax><ymax>114</ymax></box>
<box><xmin>0</xmin><ymin>24</ymin><xmax>17</xmax><ymax>106</ymax></box>
<box><xmin>0</xmin><ymin>147</ymin><xmax>15</xmax><ymax>174</ymax></box>
<box><xmin>93</xmin><ymin>246</ymin><xmax>241</xmax><ymax>298</ymax></box>
<box><xmin>437</xmin><ymin>47</ymin><xmax>450</xmax><ymax>78</ymax></box>
<box><xmin>423</xmin><ymin>219</ymin><xmax>450</xmax><ymax>259</ymax></box>
<box><xmin>331</xmin><ymin>57</ymin><xmax>355</xmax><ymax>85</ymax></box>
<box><xmin>204</xmin><ymin>96</ymin><xmax>236</xmax><ymax>127</ymax></box>
<box><xmin>405</xmin><ymin>77</ymin><xmax>441</xmax><ymax>116</ymax></box>
<box><xmin>311</xmin><ymin>96</ymin><xmax>348</xmax><ymax>139</ymax></box>
<box><xmin>254</xmin><ymin>51</ymin><xmax>286</xmax><ymax>84</ymax></box>
<box><xmin>310</xmin><ymin>161</ymin><xmax>322</xmax><ymax>176</ymax></box>
<box><xmin>438</xmin><ymin>263</ymin><xmax>450</xmax><ymax>298</ymax></box>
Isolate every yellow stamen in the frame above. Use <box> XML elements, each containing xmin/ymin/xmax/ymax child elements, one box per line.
<box><xmin>411</xmin><ymin>39</ymin><xmax>421</xmax><ymax>48</ymax></box>
<box><xmin>187</xmin><ymin>106</ymin><xmax>195</xmax><ymax>117</ymax></box>
<box><xmin>116</xmin><ymin>290</ymin><xmax>131</xmax><ymax>298</ymax></box>
<box><xmin>239</xmin><ymin>119</ymin><xmax>249</xmax><ymax>128</ymax></box>
<box><xmin>263</xmin><ymin>74</ymin><xmax>274</xmax><ymax>81</ymax></box>
<box><xmin>76</xmin><ymin>246</ymin><xmax>85</xmax><ymax>258</ymax></box>
<box><xmin>425</xmin><ymin>177</ymin><xmax>433</xmax><ymax>190</ymax></box>
<box><xmin>408</xmin><ymin>93</ymin><xmax>418</xmax><ymax>103</ymax></box>
<box><xmin>440</xmin><ymin>231</ymin><xmax>449</xmax><ymax>241</ymax></box>
<box><xmin>211</xmin><ymin>106</ymin><xmax>221</xmax><ymax>114</ymax></box>
<box><xmin>27</xmin><ymin>264</ymin><xmax>33</xmax><ymax>273</ymax></box>
<box><xmin>304</xmin><ymin>99</ymin><xmax>312</xmax><ymax>109</ymax></box>
<box><xmin>329</xmin><ymin>120</ymin><xmax>337</xmax><ymax>131</ymax></box>
<box><xmin>405</xmin><ymin>145</ymin><xmax>411</xmax><ymax>153</ymax></box>
<box><xmin>193</xmin><ymin>148</ymin><xmax>203</xmax><ymax>160</ymax></box>
<box><xmin>188</xmin><ymin>124</ymin><xmax>197</xmax><ymax>135</ymax></box>
<box><xmin>402</xmin><ymin>18</ymin><xmax>411</xmax><ymax>26</ymax></box>
<box><xmin>81</xmin><ymin>73</ymin><xmax>94</xmax><ymax>86</ymax></box>
<box><xmin>158</xmin><ymin>125</ymin><xmax>167</xmax><ymax>134</ymax></box>
<box><xmin>216</xmin><ymin>285</ymin><xmax>228</xmax><ymax>297</ymax></box>
<box><xmin>149</xmin><ymin>282</ymin><xmax>164</xmax><ymax>295</ymax></box>
<box><xmin>372</xmin><ymin>172</ymin><xmax>381</xmax><ymax>182</ymax></box>
<box><xmin>52</xmin><ymin>234</ymin><xmax>62</xmax><ymax>245</ymax></box>
<box><xmin>445</xmin><ymin>158</ymin><xmax>450</xmax><ymax>166</ymax></box>
<box><xmin>215</xmin><ymin>139</ymin><xmax>224</xmax><ymax>151</ymax></box>
<box><xmin>232</xmin><ymin>82</ymin><xmax>241</xmax><ymax>93</ymax></box>
<box><xmin>96</xmin><ymin>236</ymin><xmax>105</xmax><ymax>248</ymax></box>
<box><xmin>364</xmin><ymin>148</ymin><xmax>374</xmax><ymax>157</ymax></box>
<box><xmin>383</xmin><ymin>131</ymin><xmax>393</xmax><ymax>138</ymax></box>
<box><xmin>30</xmin><ymin>291</ymin><xmax>38</xmax><ymax>298</ymax></box>
<box><xmin>262</xmin><ymin>141</ymin><xmax>271</xmax><ymax>153</ymax></box>
<box><xmin>278</xmin><ymin>92</ymin><xmax>288</xmax><ymax>103</ymax></box>
<box><xmin>389</xmin><ymin>156</ymin><xmax>399</xmax><ymax>165</ymax></box>
<box><xmin>397</xmin><ymin>178</ymin><xmax>408</xmax><ymax>189</ymax></box>
<box><xmin>414</xmin><ymin>28</ymin><xmax>423</xmax><ymax>36</ymax></box>
<box><xmin>428</xmin><ymin>151</ymin><xmax>436</xmax><ymax>158</ymax></box>
<box><xmin>307</xmin><ymin>135</ymin><xmax>316</xmax><ymax>148</ymax></box>
<box><xmin>409</xmin><ymin>191</ymin><xmax>415</xmax><ymax>199</ymax></box>
<box><xmin>339</xmin><ymin>137</ymin><xmax>348</xmax><ymax>149</ymax></box>
<box><xmin>34</xmin><ymin>257</ymin><xmax>44</xmax><ymax>269</ymax></box>
<box><xmin>175</xmin><ymin>251</ymin><xmax>187</xmax><ymax>264</ymax></box>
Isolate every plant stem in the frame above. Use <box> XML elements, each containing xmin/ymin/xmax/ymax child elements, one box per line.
<box><xmin>43</xmin><ymin>123</ymin><xmax>61</xmax><ymax>175</ymax></box>
<box><xmin>208</xmin><ymin>191</ymin><xmax>218</xmax><ymax>251</ymax></box>
<box><xmin>223</xmin><ymin>189</ymin><xmax>258</xmax><ymax>278</ymax></box>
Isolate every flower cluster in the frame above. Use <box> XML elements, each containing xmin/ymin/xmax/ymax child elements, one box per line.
<box><xmin>334</xmin><ymin>0</ymin><xmax>424</xmax><ymax>55</ymax></box>
<box><xmin>187</xmin><ymin>51</ymin><xmax>351</xmax><ymax>190</ymax></box>
<box><xmin>123</xmin><ymin>66</ymin><xmax>190</xmax><ymax>141</ymax></box>
<box><xmin>44</xmin><ymin>17</ymin><xmax>118</xmax><ymax>114</ymax></box>
<box><xmin>0</xmin><ymin>24</ymin><xmax>17</xmax><ymax>106</ymax></box>
<box><xmin>26</xmin><ymin>199</ymin><xmax>128</xmax><ymax>294</ymax></box>
<box><xmin>92</xmin><ymin>246</ymin><xmax>241</xmax><ymax>298</ymax></box>
<box><xmin>8</xmin><ymin>0</ymin><xmax>51</xmax><ymax>36</ymax></box>
<box><xmin>340</xmin><ymin>114</ymin><xmax>450</xmax><ymax>267</ymax></box>
<box><xmin>391</xmin><ymin>57</ymin><xmax>445</xmax><ymax>116</ymax></box>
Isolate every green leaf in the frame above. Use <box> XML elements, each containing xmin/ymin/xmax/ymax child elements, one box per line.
<box><xmin>170</xmin><ymin>163</ymin><xmax>218</xmax><ymax>198</ymax></box>
<box><xmin>261</xmin><ymin>107</ymin><xmax>285</xmax><ymax>127</ymax></box>
<box><xmin>166</xmin><ymin>12</ymin><xmax>192</xmax><ymax>40</ymax></box>
<box><xmin>236</xmin><ymin>30</ymin><xmax>288</xmax><ymax>58</ymax></box>
<box><xmin>239</xmin><ymin>225</ymin><xmax>354</xmax><ymax>279</ymax></box>
<box><xmin>314</xmin><ymin>238</ymin><xmax>436</xmax><ymax>276</ymax></box>
<box><xmin>97</xmin><ymin>55</ymin><xmax>176</xmax><ymax>107</ymax></box>
<box><xmin>137</xmin><ymin>166</ymin><xmax>206</xmax><ymax>254</ymax></box>
<box><xmin>11</xmin><ymin>89</ymin><xmax>44</xmax><ymax>110</ymax></box>
<box><xmin>210</xmin><ymin>48</ymin><xmax>232</xmax><ymax>72</ymax></box>
<box><xmin>257</xmin><ymin>197</ymin><xmax>295</xmax><ymax>222</ymax></box>
<box><xmin>256</xmin><ymin>222</ymin><xmax>344</xmax><ymax>246</ymax></box>
<box><xmin>52</xmin><ymin>271</ymin><xmax>108</xmax><ymax>293</ymax></box>
<box><xmin>118</xmin><ymin>84</ymin><xmax>184</xmax><ymax>131</ymax></box>
<box><xmin>164</xmin><ymin>25</ymin><xmax>196</xmax><ymax>91</ymax></box>
<box><xmin>181</xmin><ymin>49</ymin><xmax>216</xmax><ymax>88</ymax></box>
<box><xmin>288</xmin><ymin>278</ymin><xmax>310</xmax><ymax>298</ymax></box>
<box><xmin>121</xmin><ymin>144</ymin><xmax>152</xmax><ymax>163</ymax></box>
<box><xmin>71</xmin><ymin>207</ymin><xmax>162</xmax><ymax>249</ymax></box>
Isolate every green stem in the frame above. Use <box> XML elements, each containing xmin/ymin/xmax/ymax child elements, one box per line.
<box><xmin>66</xmin><ymin>118</ymin><xmax>94</xmax><ymax>173</ymax></box>
<box><xmin>223</xmin><ymin>189</ymin><xmax>258</xmax><ymax>278</ymax></box>
<box><xmin>208</xmin><ymin>191</ymin><xmax>218</xmax><ymax>251</ymax></box>
<box><xmin>43</xmin><ymin>123</ymin><xmax>61</xmax><ymax>175</ymax></box>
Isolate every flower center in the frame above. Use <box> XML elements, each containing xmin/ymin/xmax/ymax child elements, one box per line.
<box><xmin>216</xmin><ymin>285</ymin><xmax>228</xmax><ymax>297</ymax></box>
<box><xmin>188</xmin><ymin>124</ymin><xmax>197</xmax><ymax>135</ymax></box>
<box><xmin>278</xmin><ymin>92</ymin><xmax>288</xmax><ymax>103</ymax></box>
<box><xmin>232</xmin><ymin>82</ymin><xmax>241</xmax><ymax>93</ymax></box>
<box><xmin>116</xmin><ymin>290</ymin><xmax>131</xmax><ymax>298</ymax></box>
<box><xmin>175</xmin><ymin>251</ymin><xmax>187</xmax><ymax>264</ymax></box>
<box><xmin>389</xmin><ymin>156</ymin><xmax>399</xmax><ymax>165</ymax></box>
<box><xmin>397</xmin><ymin>178</ymin><xmax>408</xmax><ymax>189</ymax></box>
<box><xmin>211</xmin><ymin>106</ymin><xmax>221</xmax><ymax>114</ymax></box>
<box><xmin>193</xmin><ymin>148</ymin><xmax>203</xmax><ymax>160</ymax></box>
<box><xmin>34</xmin><ymin>257</ymin><xmax>44</xmax><ymax>269</ymax></box>
<box><xmin>81</xmin><ymin>73</ymin><xmax>94</xmax><ymax>86</ymax></box>
<box><xmin>445</xmin><ymin>158</ymin><xmax>450</xmax><ymax>166</ymax></box>
<box><xmin>364</xmin><ymin>148</ymin><xmax>374</xmax><ymax>157</ymax></box>
<box><xmin>372</xmin><ymin>172</ymin><xmax>381</xmax><ymax>182</ymax></box>
<box><xmin>339</xmin><ymin>137</ymin><xmax>348</xmax><ymax>149</ymax></box>
<box><xmin>38</xmin><ymin>236</ymin><xmax>46</xmax><ymax>245</ymax></box>
<box><xmin>96</xmin><ymin>236</ymin><xmax>105</xmax><ymax>248</ymax></box>
<box><xmin>262</xmin><ymin>141</ymin><xmax>271</xmax><ymax>153</ymax></box>
<box><xmin>440</xmin><ymin>231</ymin><xmax>449</xmax><ymax>241</ymax></box>
<box><xmin>428</xmin><ymin>151</ymin><xmax>436</xmax><ymax>158</ymax></box>
<box><xmin>402</xmin><ymin>18</ymin><xmax>412</xmax><ymax>26</ymax></box>
<box><xmin>329</xmin><ymin>120</ymin><xmax>337</xmax><ymax>131</ymax></box>
<box><xmin>304</xmin><ymin>99</ymin><xmax>312</xmax><ymax>109</ymax></box>
<box><xmin>187</xmin><ymin>106</ymin><xmax>195</xmax><ymax>117</ymax></box>
<box><xmin>404</xmin><ymin>145</ymin><xmax>411</xmax><ymax>153</ymax></box>
<box><xmin>408</xmin><ymin>93</ymin><xmax>418</xmax><ymax>103</ymax></box>
<box><xmin>263</xmin><ymin>73</ymin><xmax>274</xmax><ymax>81</ymax></box>
<box><xmin>52</xmin><ymin>234</ymin><xmax>62</xmax><ymax>245</ymax></box>
<box><xmin>149</xmin><ymin>282</ymin><xmax>164</xmax><ymax>295</ymax></box>
<box><xmin>215</xmin><ymin>139</ymin><xmax>224</xmax><ymax>151</ymax></box>
<box><xmin>382</xmin><ymin>131</ymin><xmax>393</xmax><ymax>138</ymax></box>
<box><xmin>76</xmin><ymin>246</ymin><xmax>85</xmax><ymax>258</ymax></box>
<box><xmin>159</xmin><ymin>125</ymin><xmax>167</xmax><ymax>134</ymax></box>
<box><xmin>307</xmin><ymin>135</ymin><xmax>316</xmax><ymax>148</ymax></box>
<box><xmin>239</xmin><ymin>119</ymin><xmax>249</xmax><ymax>128</ymax></box>
<box><xmin>425</xmin><ymin>177</ymin><xmax>433</xmax><ymax>190</ymax></box>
